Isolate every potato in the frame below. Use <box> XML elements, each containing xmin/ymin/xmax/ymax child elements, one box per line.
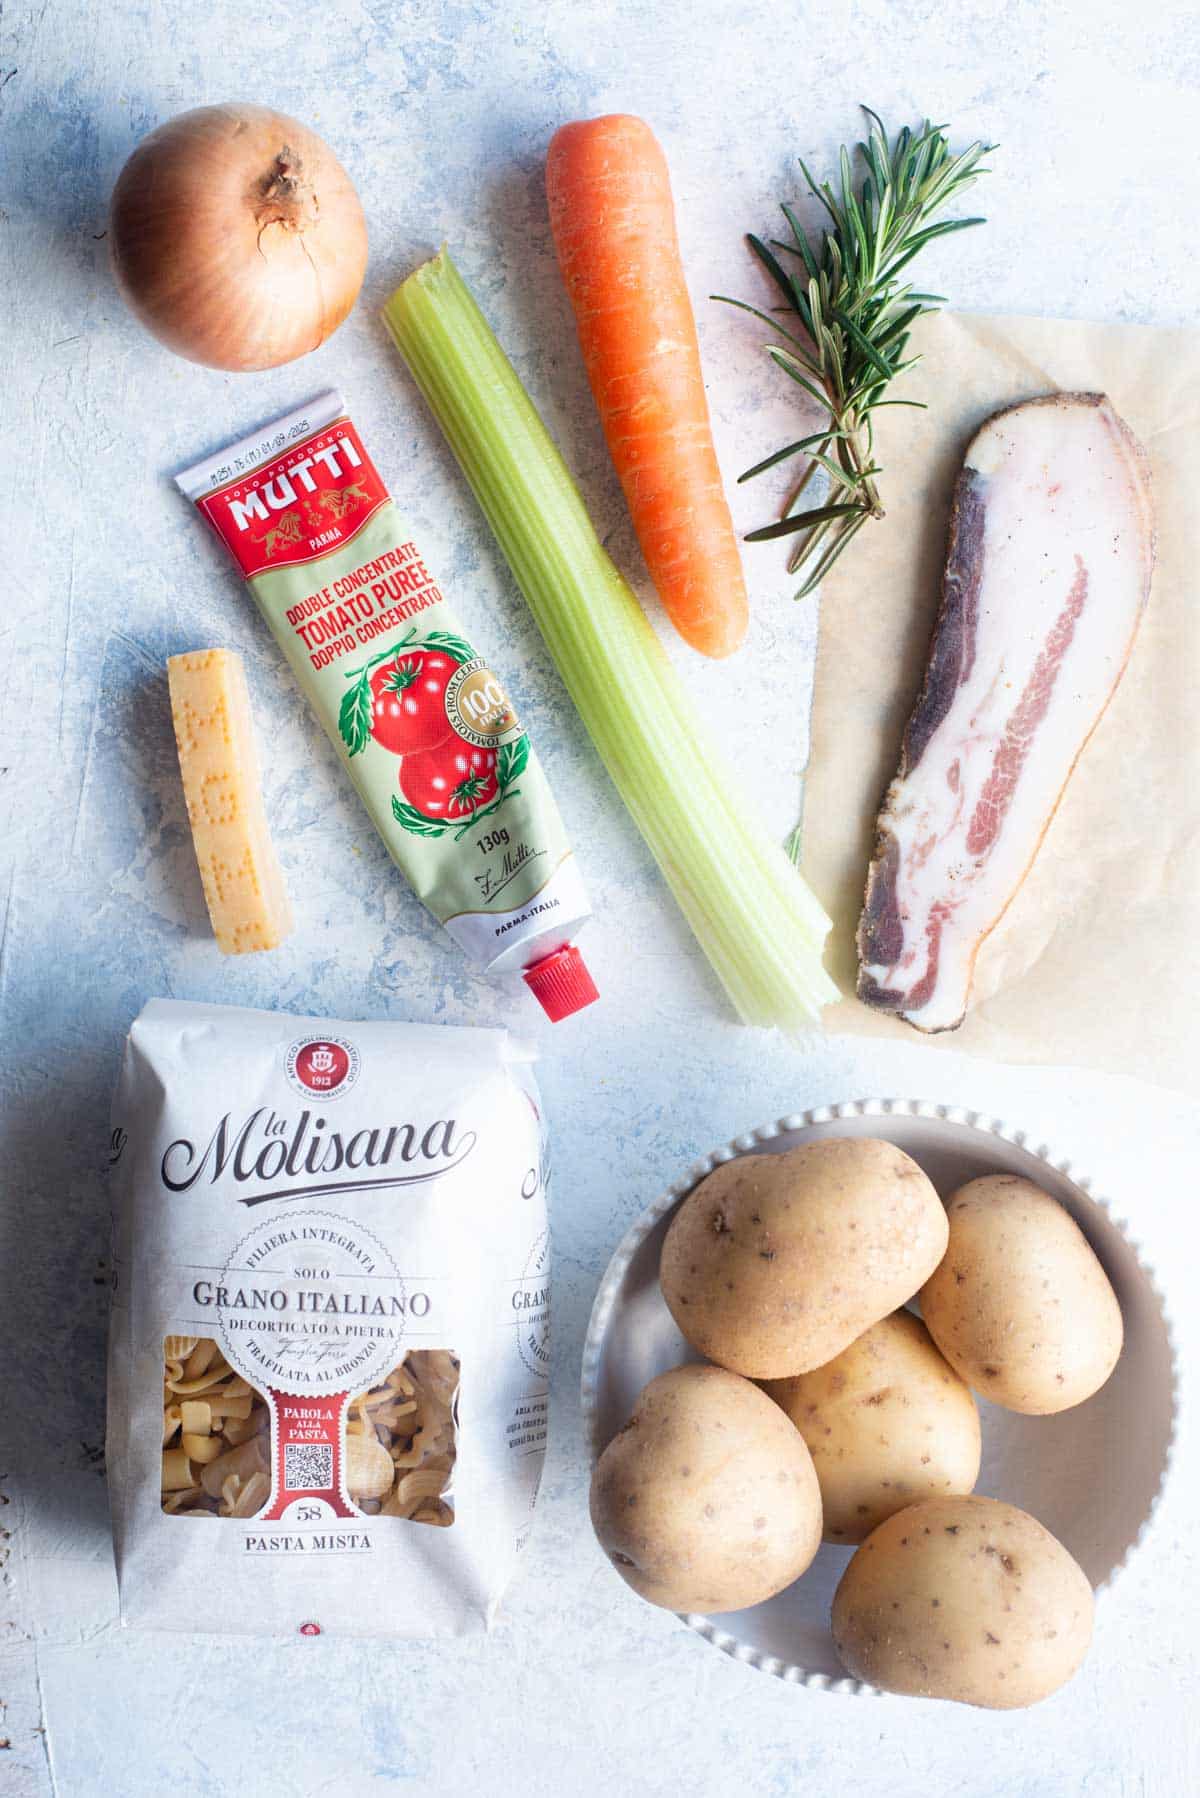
<box><xmin>921</xmin><ymin>1175</ymin><xmax>1123</xmax><ymax>1414</ymax></box>
<box><xmin>763</xmin><ymin>1311</ymin><xmax>981</xmax><ymax>1543</ymax></box>
<box><xmin>831</xmin><ymin>1496</ymin><xmax>1094</xmax><ymax>1708</ymax></box>
<box><xmin>660</xmin><ymin>1138</ymin><xmax>948</xmax><ymax>1379</ymax></box>
<box><xmin>589</xmin><ymin>1363</ymin><xmax>822</xmax><ymax>1613</ymax></box>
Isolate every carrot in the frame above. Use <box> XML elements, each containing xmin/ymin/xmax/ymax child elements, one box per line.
<box><xmin>546</xmin><ymin>115</ymin><xmax>749</xmax><ymax>659</ymax></box>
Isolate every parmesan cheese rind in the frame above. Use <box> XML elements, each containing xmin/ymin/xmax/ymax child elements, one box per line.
<box><xmin>167</xmin><ymin>648</ymin><xmax>293</xmax><ymax>954</ymax></box>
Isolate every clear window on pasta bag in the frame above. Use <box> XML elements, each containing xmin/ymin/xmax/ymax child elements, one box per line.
<box><xmin>348</xmin><ymin>1350</ymin><xmax>458</xmax><ymax>1527</ymax></box>
<box><xmin>161</xmin><ymin>1336</ymin><xmax>272</xmax><ymax>1518</ymax></box>
<box><xmin>160</xmin><ymin>1336</ymin><xmax>459</xmax><ymax>1527</ymax></box>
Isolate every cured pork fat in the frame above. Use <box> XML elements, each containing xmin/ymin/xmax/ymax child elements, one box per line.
<box><xmin>858</xmin><ymin>393</ymin><xmax>1154</xmax><ymax>1032</ymax></box>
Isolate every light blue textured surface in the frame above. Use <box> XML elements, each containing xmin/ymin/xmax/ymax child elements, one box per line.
<box><xmin>2</xmin><ymin>2</ymin><xmax>1199</xmax><ymax>1793</ymax></box>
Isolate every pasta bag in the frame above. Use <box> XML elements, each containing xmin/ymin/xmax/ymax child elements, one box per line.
<box><xmin>107</xmin><ymin>999</ymin><xmax>550</xmax><ymax>1637</ymax></box>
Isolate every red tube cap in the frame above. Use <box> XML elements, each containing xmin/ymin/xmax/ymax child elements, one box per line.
<box><xmin>523</xmin><ymin>945</ymin><xmax>599</xmax><ymax>1022</ymax></box>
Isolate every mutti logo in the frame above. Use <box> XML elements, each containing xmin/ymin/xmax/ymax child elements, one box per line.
<box><xmin>199</xmin><ymin>421</ymin><xmax>387</xmax><ymax>579</ymax></box>
<box><xmin>227</xmin><ymin>435</ymin><xmax>364</xmax><ymax>534</ymax></box>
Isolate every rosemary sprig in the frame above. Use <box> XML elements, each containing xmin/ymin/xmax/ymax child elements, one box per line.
<box><xmin>717</xmin><ymin>109</ymin><xmax>993</xmax><ymax>597</ymax></box>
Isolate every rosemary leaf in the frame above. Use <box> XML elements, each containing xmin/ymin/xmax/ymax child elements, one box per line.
<box><xmin>805</xmin><ymin>448</ymin><xmax>866</xmax><ymax>493</ymax></box>
<box><xmin>766</xmin><ymin>348</ymin><xmax>839</xmax><ymax>415</ymax></box>
<box><xmin>737</xmin><ymin>433</ymin><xmax>838</xmax><ymax>483</ymax></box>
<box><xmin>792</xmin><ymin>509</ymin><xmax>871</xmax><ymax>595</ymax></box>
<box><xmin>744</xmin><ymin>502</ymin><xmax>864</xmax><ymax>542</ymax></box>
<box><xmin>710</xmin><ymin>293</ymin><xmax>813</xmax><ymax>355</ymax></box>
<box><xmin>782</xmin><ymin>204</ymin><xmax>821</xmax><ymax>280</ymax></box>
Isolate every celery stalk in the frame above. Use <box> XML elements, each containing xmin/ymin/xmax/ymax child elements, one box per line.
<box><xmin>382</xmin><ymin>249</ymin><xmax>838</xmax><ymax>1028</ymax></box>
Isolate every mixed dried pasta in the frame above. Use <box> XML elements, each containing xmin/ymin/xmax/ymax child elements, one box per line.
<box><xmin>348</xmin><ymin>1348</ymin><xmax>459</xmax><ymax>1527</ymax></box>
<box><xmin>161</xmin><ymin>1335</ymin><xmax>272</xmax><ymax>1518</ymax></box>
<box><xmin>161</xmin><ymin>1336</ymin><xmax>458</xmax><ymax>1526</ymax></box>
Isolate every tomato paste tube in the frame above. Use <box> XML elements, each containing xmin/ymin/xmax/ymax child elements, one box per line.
<box><xmin>176</xmin><ymin>390</ymin><xmax>597</xmax><ymax>1020</ymax></box>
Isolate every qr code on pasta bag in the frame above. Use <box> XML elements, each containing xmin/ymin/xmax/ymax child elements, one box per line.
<box><xmin>284</xmin><ymin>1444</ymin><xmax>334</xmax><ymax>1492</ymax></box>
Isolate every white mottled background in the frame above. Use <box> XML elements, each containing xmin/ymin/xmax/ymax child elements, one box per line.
<box><xmin>2</xmin><ymin>2</ymin><xmax>1199</xmax><ymax>1793</ymax></box>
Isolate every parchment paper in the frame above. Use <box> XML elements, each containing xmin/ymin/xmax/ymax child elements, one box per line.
<box><xmin>801</xmin><ymin>310</ymin><xmax>1198</xmax><ymax>1095</ymax></box>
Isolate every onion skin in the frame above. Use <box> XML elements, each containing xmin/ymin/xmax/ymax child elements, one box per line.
<box><xmin>110</xmin><ymin>102</ymin><xmax>368</xmax><ymax>371</ymax></box>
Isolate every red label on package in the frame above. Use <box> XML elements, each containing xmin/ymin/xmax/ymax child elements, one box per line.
<box><xmin>197</xmin><ymin>419</ymin><xmax>388</xmax><ymax>579</ymax></box>
<box><xmin>262</xmin><ymin>1389</ymin><xmax>356</xmax><ymax>1522</ymax></box>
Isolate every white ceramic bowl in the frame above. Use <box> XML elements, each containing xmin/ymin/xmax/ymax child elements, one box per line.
<box><xmin>581</xmin><ymin>1098</ymin><xmax>1178</xmax><ymax>1694</ymax></box>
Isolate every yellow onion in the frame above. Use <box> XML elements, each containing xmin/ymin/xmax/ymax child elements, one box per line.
<box><xmin>110</xmin><ymin>102</ymin><xmax>368</xmax><ymax>371</ymax></box>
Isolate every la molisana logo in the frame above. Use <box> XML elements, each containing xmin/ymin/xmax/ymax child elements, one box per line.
<box><xmin>285</xmin><ymin>1036</ymin><xmax>360</xmax><ymax>1101</ymax></box>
